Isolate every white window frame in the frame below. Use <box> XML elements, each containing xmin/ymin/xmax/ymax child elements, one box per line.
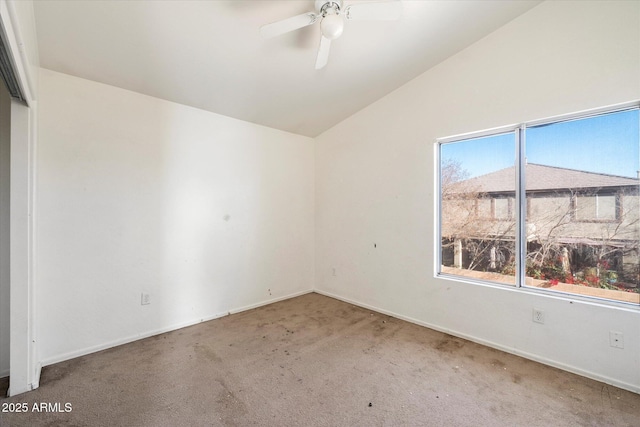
<box><xmin>435</xmin><ymin>101</ymin><xmax>640</xmax><ymax>308</ymax></box>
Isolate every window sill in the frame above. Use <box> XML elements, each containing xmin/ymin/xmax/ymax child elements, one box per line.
<box><xmin>439</xmin><ymin>266</ymin><xmax>639</xmax><ymax>305</ymax></box>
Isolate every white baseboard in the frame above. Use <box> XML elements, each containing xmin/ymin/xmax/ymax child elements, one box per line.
<box><xmin>40</xmin><ymin>289</ymin><xmax>313</xmax><ymax>368</ymax></box>
<box><xmin>229</xmin><ymin>289</ymin><xmax>313</xmax><ymax>315</ymax></box>
<box><xmin>0</xmin><ymin>368</ymin><xmax>8</xmax><ymax>379</ymax></box>
<box><xmin>313</xmin><ymin>289</ymin><xmax>640</xmax><ymax>395</ymax></box>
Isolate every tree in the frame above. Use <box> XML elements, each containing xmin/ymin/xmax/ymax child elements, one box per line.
<box><xmin>525</xmin><ymin>187</ymin><xmax>639</xmax><ymax>288</ymax></box>
<box><xmin>440</xmin><ymin>159</ymin><xmax>516</xmax><ymax>272</ymax></box>
<box><xmin>441</xmin><ymin>161</ymin><xmax>639</xmax><ymax>292</ymax></box>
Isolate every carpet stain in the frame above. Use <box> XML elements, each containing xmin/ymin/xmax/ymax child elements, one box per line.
<box><xmin>601</xmin><ymin>385</ymin><xmax>612</xmax><ymax>407</ymax></box>
<box><xmin>372</xmin><ymin>323</ymin><xmax>386</xmax><ymax>336</ymax></box>
<box><xmin>194</xmin><ymin>343</ymin><xmax>223</xmax><ymax>363</ymax></box>
<box><xmin>435</xmin><ymin>335</ymin><xmax>465</xmax><ymax>353</ymax></box>
<box><xmin>106</xmin><ymin>373</ymin><xmax>121</xmax><ymax>385</ymax></box>
<box><xmin>40</xmin><ymin>367</ymin><xmax>69</xmax><ymax>385</ymax></box>
<box><xmin>215</xmin><ymin>378</ymin><xmax>248</xmax><ymax>426</ymax></box>
<box><xmin>491</xmin><ymin>359</ymin><xmax>506</xmax><ymax>369</ymax></box>
<box><xmin>40</xmin><ymin>358</ymin><xmax>86</xmax><ymax>386</ymax></box>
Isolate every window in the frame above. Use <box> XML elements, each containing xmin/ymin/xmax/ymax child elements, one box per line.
<box><xmin>493</xmin><ymin>197</ymin><xmax>512</xmax><ymax>220</ymax></box>
<box><xmin>437</xmin><ymin>105</ymin><xmax>640</xmax><ymax>305</ymax></box>
<box><xmin>574</xmin><ymin>193</ymin><xmax>618</xmax><ymax>221</ymax></box>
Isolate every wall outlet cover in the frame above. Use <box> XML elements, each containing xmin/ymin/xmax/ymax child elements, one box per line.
<box><xmin>141</xmin><ymin>293</ymin><xmax>151</xmax><ymax>305</ymax></box>
<box><xmin>610</xmin><ymin>331</ymin><xmax>624</xmax><ymax>349</ymax></box>
<box><xmin>533</xmin><ymin>308</ymin><xmax>545</xmax><ymax>324</ymax></box>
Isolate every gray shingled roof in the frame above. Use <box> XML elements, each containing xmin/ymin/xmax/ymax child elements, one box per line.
<box><xmin>462</xmin><ymin>163</ymin><xmax>639</xmax><ymax>193</ymax></box>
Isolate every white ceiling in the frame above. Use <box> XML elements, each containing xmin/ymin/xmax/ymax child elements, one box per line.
<box><xmin>33</xmin><ymin>0</ymin><xmax>541</xmax><ymax>137</ymax></box>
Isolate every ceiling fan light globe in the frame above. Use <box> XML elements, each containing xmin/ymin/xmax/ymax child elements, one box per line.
<box><xmin>320</xmin><ymin>14</ymin><xmax>344</xmax><ymax>40</ymax></box>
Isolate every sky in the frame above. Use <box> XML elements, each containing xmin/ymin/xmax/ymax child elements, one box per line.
<box><xmin>441</xmin><ymin>108</ymin><xmax>640</xmax><ymax>179</ymax></box>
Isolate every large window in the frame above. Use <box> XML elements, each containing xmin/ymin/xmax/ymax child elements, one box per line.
<box><xmin>437</xmin><ymin>105</ymin><xmax>640</xmax><ymax>305</ymax></box>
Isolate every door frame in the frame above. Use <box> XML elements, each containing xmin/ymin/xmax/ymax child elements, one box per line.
<box><xmin>0</xmin><ymin>0</ymin><xmax>38</xmax><ymax>396</ymax></box>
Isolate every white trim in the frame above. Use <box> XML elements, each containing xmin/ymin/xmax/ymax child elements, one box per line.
<box><xmin>515</xmin><ymin>126</ymin><xmax>525</xmax><ymax>288</ymax></box>
<box><xmin>228</xmin><ymin>289</ymin><xmax>313</xmax><ymax>315</ymax></box>
<box><xmin>31</xmin><ymin>362</ymin><xmax>41</xmax><ymax>389</ymax></box>
<box><xmin>436</xmin><ymin>270</ymin><xmax>640</xmax><ymax>312</ymax></box>
<box><xmin>0</xmin><ymin>0</ymin><xmax>39</xmax><ymax>397</ymax></box>
<box><xmin>436</xmin><ymin>101</ymin><xmax>639</xmax><ymax>144</ymax></box>
<box><xmin>40</xmin><ymin>289</ymin><xmax>313</xmax><ymax>368</ymax></box>
<box><xmin>526</xmin><ymin>101</ymin><xmax>639</xmax><ymax>128</ymax></box>
<box><xmin>7</xmin><ymin>99</ymin><xmax>35</xmax><ymax>397</ymax></box>
<box><xmin>313</xmin><ymin>289</ymin><xmax>640</xmax><ymax>395</ymax></box>
<box><xmin>0</xmin><ymin>0</ymin><xmax>34</xmax><ymax>104</ymax></box>
<box><xmin>436</xmin><ymin>123</ymin><xmax>518</xmax><ymax>145</ymax></box>
<box><xmin>28</xmin><ymin>99</ymin><xmax>37</xmax><ymax>392</ymax></box>
<box><xmin>433</xmin><ymin>141</ymin><xmax>442</xmax><ymax>277</ymax></box>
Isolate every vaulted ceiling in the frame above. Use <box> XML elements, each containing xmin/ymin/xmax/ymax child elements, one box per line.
<box><xmin>33</xmin><ymin>0</ymin><xmax>541</xmax><ymax>137</ymax></box>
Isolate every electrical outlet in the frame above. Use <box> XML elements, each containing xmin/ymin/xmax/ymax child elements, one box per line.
<box><xmin>610</xmin><ymin>331</ymin><xmax>624</xmax><ymax>349</ymax></box>
<box><xmin>141</xmin><ymin>293</ymin><xmax>151</xmax><ymax>306</ymax></box>
<box><xmin>532</xmin><ymin>308</ymin><xmax>545</xmax><ymax>324</ymax></box>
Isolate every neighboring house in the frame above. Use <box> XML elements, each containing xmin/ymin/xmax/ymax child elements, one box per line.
<box><xmin>442</xmin><ymin>163</ymin><xmax>640</xmax><ymax>288</ymax></box>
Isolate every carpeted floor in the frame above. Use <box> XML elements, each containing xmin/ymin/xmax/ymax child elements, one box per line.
<box><xmin>1</xmin><ymin>293</ymin><xmax>639</xmax><ymax>426</ymax></box>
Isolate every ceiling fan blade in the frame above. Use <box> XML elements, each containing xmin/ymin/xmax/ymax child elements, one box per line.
<box><xmin>315</xmin><ymin>36</ymin><xmax>331</xmax><ymax>70</ymax></box>
<box><xmin>260</xmin><ymin>12</ymin><xmax>317</xmax><ymax>38</ymax></box>
<box><xmin>344</xmin><ymin>1</ymin><xmax>403</xmax><ymax>21</ymax></box>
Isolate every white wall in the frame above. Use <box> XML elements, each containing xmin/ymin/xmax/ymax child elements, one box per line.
<box><xmin>315</xmin><ymin>0</ymin><xmax>640</xmax><ymax>393</ymax></box>
<box><xmin>36</xmin><ymin>69</ymin><xmax>315</xmax><ymax>365</ymax></box>
<box><xmin>0</xmin><ymin>79</ymin><xmax>10</xmax><ymax>378</ymax></box>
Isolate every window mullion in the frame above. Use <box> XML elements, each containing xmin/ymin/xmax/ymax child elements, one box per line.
<box><xmin>515</xmin><ymin>126</ymin><xmax>526</xmax><ymax>288</ymax></box>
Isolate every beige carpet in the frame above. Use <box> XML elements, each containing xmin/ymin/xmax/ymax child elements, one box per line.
<box><xmin>1</xmin><ymin>293</ymin><xmax>639</xmax><ymax>426</ymax></box>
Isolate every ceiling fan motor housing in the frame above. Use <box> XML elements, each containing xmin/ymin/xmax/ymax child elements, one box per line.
<box><xmin>315</xmin><ymin>0</ymin><xmax>343</xmax><ymax>14</ymax></box>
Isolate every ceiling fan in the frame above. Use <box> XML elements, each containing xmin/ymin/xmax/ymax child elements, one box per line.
<box><xmin>260</xmin><ymin>0</ymin><xmax>403</xmax><ymax>70</ymax></box>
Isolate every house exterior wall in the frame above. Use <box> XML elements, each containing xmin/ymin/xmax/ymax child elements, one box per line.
<box><xmin>442</xmin><ymin>188</ymin><xmax>639</xmax><ymax>260</ymax></box>
<box><xmin>528</xmin><ymin>190</ymin><xmax>640</xmax><ymax>243</ymax></box>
